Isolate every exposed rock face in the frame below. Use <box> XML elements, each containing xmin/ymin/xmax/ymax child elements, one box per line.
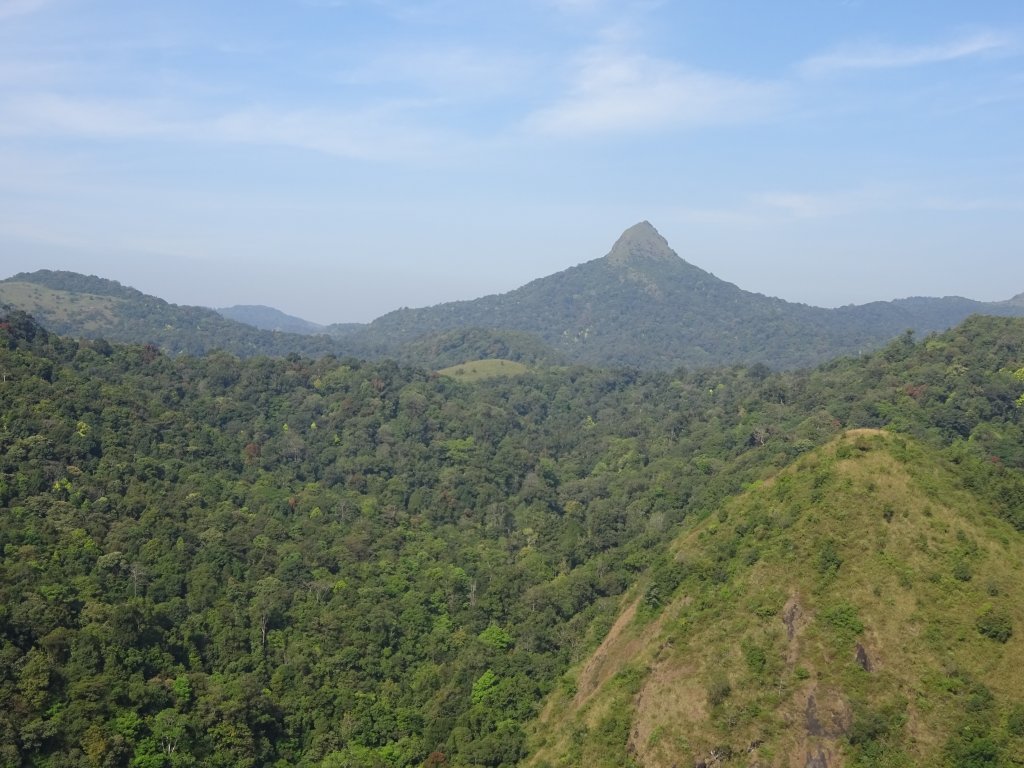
<box><xmin>784</xmin><ymin>597</ymin><xmax>802</xmax><ymax>641</ymax></box>
<box><xmin>804</xmin><ymin>688</ymin><xmax>853</xmax><ymax>739</ymax></box>
<box><xmin>805</xmin><ymin>694</ymin><xmax>825</xmax><ymax>736</ymax></box>
<box><xmin>855</xmin><ymin>643</ymin><xmax>873</xmax><ymax>672</ymax></box>
<box><xmin>604</xmin><ymin>221</ymin><xmax>680</xmax><ymax>266</ymax></box>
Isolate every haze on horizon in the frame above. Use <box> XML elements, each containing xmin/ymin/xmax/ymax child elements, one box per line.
<box><xmin>1</xmin><ymin>0</ymin><xmax>1022</xmax><ymax>325</ymax></box>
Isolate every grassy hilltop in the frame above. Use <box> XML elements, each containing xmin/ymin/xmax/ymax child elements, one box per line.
<box><xmin>528</xmin><ymin>431</ymin><xmax>1024</xmax><ymax>767</ymax></box>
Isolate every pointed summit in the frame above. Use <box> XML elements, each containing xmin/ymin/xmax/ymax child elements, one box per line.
<box><xmin>604</xmin><ymin>221</ymin><xmax>679</xmax><ymax>266</ymax></box>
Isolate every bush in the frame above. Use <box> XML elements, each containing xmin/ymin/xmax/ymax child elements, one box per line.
<box><xmin>1007</xmin><ymin>704</ymin><xmax>1024</xmax><ymax>736</ymax></box>
<box><xmin>975</xmin><ymin>607</ymin><xmax>1013</xmax><ymax>643</ymax></box>
<box><xmin>817</xmin><ymin>539</ymin><xmax>843</xmax><ymax>576</ymax></box>
<box><xmin>821</xmin><ymin>602</ymin><xmax>865</xmax><ymax>638</ymax></box>
<box><xmin>952</xmin><ymin>560</ymin><xmax>972</xmax><ymax>582</ymax></box>
<box><xmin>707</xmin><ymin>677</ymin><xmax>731</xmax><ymax>707</ymax></box>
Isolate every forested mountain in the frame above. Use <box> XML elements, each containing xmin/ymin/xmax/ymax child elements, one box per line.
<box><xmin>0</xmin><ymin>271</ymin><xmax>352</xmax><ymax>358</ymax></box>
<box><xmin>5</xmin><ymin>223</ymin><xmax>1023</xmax><ymax>370</ymax></box>
<box><xmin>216</xmin><ymin>305</ymin><xmax>326</xmax><ymax>335</ymax></box>
<box><xmin>2</xmin><ymin>310</ymin><xmax>1023</xmax><ymax>767</ymax></box>
<box><xmin>352</xmin><ymin>222</ymin><xmax>1024</xmax><ymax>369</ymax></box>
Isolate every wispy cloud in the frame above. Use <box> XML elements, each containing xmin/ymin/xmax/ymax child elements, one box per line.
<box><xmin>918</xmin><ymin>196</ymin><xmax>1024</xmax><ymax>213</ymax></box>
<box><xmin>337</xmin><ymin>45</ymin><xmax>535</xmax><ymax>99</ymax></box>
<box><xmin>758</xmin><ymin>192</ymin><xmax>846</xmax><ymax>219</ymax></box>
<box><xmin>546</xmin><ymin>0</ymin><xmax>605</xmax><ymax>13</ymax></box>
<box><xmin>525</xmin><ymin>49</ymin><xmax>783</xmax><ymax>136</ymax></box>
<box><xmin>800</xmin><ymin>32</ymin><xmax>1011</xmax><ymax>77</ymax></box>
<box><xmin>0</xmin><ymin>0</ymin><xmax>53</xmax><ymax>22</ymax></box>
<box><xmin>676</xmin><ymin>186</ymin><xmax>911</xmax><ymax>226</ymax></box>
<box><xmin>0</xmin><ymin>93</ymin><xmax>446</xmax><ymax>161</ymax></box>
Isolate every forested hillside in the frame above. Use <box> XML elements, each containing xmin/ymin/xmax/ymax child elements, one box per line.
<box><xmin>1</xmin><ymin>311</ymin><xmax>1023</xmax><ymax>767</ymax></box>
<box><xmin>352</xmin><ymin>223</ymin><xmax>1024</xmax><ymax>369</ymax></box>
<box><xmin>6</xmin><ymin>224</ymin><xmax>1024</xmax><ymax>370</ymax></box>
<box><xmin>216</xmin><ymin>306</ymin><xmax>326</xmax><ymax>336</ymax></box>
<box><xmin>0</xmin><ymin>271</ymin><xmax>351</xmax><ymax>359</ymax></box>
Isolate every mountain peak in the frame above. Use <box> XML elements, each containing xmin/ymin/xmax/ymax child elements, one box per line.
<box><xmin>605</xmin><ymin>221</ymin><xmax>679</xmax><ymax>266</ymax></box>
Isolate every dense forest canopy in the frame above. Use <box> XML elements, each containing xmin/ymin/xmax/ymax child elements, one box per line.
<box><xmin>1</xmin><ymin>310</ymin><xmax>1023</xmax><ymax>766</ymax></box>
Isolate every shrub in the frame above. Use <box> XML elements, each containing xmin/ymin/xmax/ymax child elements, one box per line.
<box><xmin>707</xmin><ymin>677</ymin><xmax>732</xmax><ymax>707</ymax></box>
<box><xmin>817</xmin><ymin>539</ymin><xmax>842</xmax><ymax>576</ymax></box>
<box><xmin>975</xmin><ymin>607</ymin><xmax>1012</xmax><ymax>643</ymax></box>
<box><xmin>952</xmin><ymin>560</ymin><xmax>973</xmax><ymax>582</ymax></box>
<box><xmin>821</xmin><ymin>602</ymin><xmax>864</xmax><ymax>638</ymax></box>
<box><xmin>1007</xmin><ymin>704</ymin><xmax>1024</xmax><ymax>736</ymax></box>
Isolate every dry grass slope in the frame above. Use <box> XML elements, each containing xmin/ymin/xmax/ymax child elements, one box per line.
<box><xmin>0</xmin><ymin>282</ymin><xmax>121</xmax><ymax>332</ymax></box>
<box><xmin>525</xmin><ymin>430</ymin><xmax>1024</xmax><ymax>768</ymax></box>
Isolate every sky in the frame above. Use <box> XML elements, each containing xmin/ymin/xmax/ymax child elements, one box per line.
<box><xmin>1</xmin><ymin>0</ymin><xmax>1023</xmax><ymax>324</ymax></box>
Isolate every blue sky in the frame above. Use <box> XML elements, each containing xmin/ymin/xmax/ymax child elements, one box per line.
<box><xmin>1</xmin><ymin>0</ymin><xmax>1022</xmax><ymax>323</ymax></box>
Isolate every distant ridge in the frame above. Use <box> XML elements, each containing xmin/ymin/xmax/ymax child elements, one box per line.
<box><xmin>0</xmin><ymin>270</ymin><xmax>353</xmax><ymax>358</ymax></box>
<box><xmin>3</xmin><ymin>223</ymin><xmax>1023</xmax><ymax>369</ymax></box>
<box><xmin>217</xmin><ymin>304</ymin><xmax>325</xmax><ymax>335</ymax></box>
<box><xmin>348</xmin><ymin>222</ymin><xmax>1024</xmax><ymax>369</ymax></box>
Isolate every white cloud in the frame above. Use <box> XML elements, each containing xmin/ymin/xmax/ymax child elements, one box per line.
<box><xmin>758</xmin><ymin>193</ymin><xmax>842</xmax><ymax>219</ymax></box>
<box><xmin>0</xmin><ymin>93</ymin><xmax>446</xmax><ymax>161</ymax></box>
<box><xmin>206</xmin><ymin>104</ymin><xmax>441</xmax><ymax>160</ymax></box>
<box><xmin>918</xmin><ymin>196</ymin><xmax>1024</xmax><ymax>213</ymax></box>
<box><xmin>679</xmin><ymin>186</ymin><xmax>1024</xmax><ymax>226</ymax></box>
<box><xmin>675</xmin><ymin>186</ymin><xmax>908</xmax><ymax>226</ymax></box>
<box><xmin>0</xmin><ymin>0</ymin><xmax>53</xmax><ymax>21</ymax></box>
<box><xmin>800</xmin><ymin>32</ymin><xmax>1010</xmax><ymax>77</ymax></box>
<box><xmin>525</xmin><ymin>49</ymin><xmax>783</xmax><ymax>136</ymax></box>
<box><xmin>337</xmin><ymin>46</ymin><xmax>534</xmax><ymax>99</ymax></box>
<box><xmin>0</xmin><ymin>94</ymin><xmax>179</xmax><ymax>138</ymax></box>
<box><xmin>546</xmin><ymin>0</ymin><xmax>604</xmax><ymax>12</ymax></box>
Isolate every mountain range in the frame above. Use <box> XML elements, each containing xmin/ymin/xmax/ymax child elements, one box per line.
<box><xmin>3</xmin><ymin>221</ymin><xmax>1022</xmax><ymax>369</ymax></box>
<box><xmin>3</xmin><ymin>308</ymin><xmax>1023</xmax><ymax>766</ymax></box>
<box><xmin>216</xmin><ymin>304</ymin><xmax>327</xmax><ymax>335</ymax></box>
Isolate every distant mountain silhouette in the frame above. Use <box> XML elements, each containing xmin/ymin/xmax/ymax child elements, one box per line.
<box><xmin>217</xmin><ymin>305</ymin><xmax>325</xmax><ymax>335</ymax></box>
<box><xmin>3</xmin><ymin>223</ymin><xmax>1022</xmax><ymax>368</ymax></box>
<box><xmin>348</xmin><ymin>221</ymin><xmax>1024</xmax><ymax>368</ymax></box>
<box><xmin>0</xmin><ymin>270</ymin><xmax>350</xmax><ymax>358</ymax></box>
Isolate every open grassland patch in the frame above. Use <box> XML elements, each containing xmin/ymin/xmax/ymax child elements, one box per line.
<box><xmin>437</xmin><ymin>358</ymin><xmax>530</xmax><ymax>381</ymax></box>
<box><xmin>0</xmin><ymin>282</ymin><xmax>121</xmax><ymax>332</ymax></box>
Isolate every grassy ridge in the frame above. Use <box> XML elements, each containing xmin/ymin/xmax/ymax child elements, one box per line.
<box><xmin>0</xmin><ymin>281</ymin><xmax>122</xmax><ymax>332</ymax></box>
<box><xmin>437</xmin><ymin>359</ymin><xmax>532</xmax><ymax>381</ymax></box>
<box><xmin>527</xmin><ymin>430</ymin><xmax>1024</xmax><ymax>768</ymax></box>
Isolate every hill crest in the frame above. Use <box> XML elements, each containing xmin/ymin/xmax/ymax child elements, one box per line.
<box><xmin>527</xmin><ymin>430</ymin><xmax>1024</xmax><ymax>767</ymax></box>
<box><xmin>603</xmin><ymin>221</ymin><xmax>681</xmax><ymax>267</ymax></box>
<box><xmin>5</xmin><ymin>224</ymin><xmax>1024</xmax><ymax>369</ymax></box>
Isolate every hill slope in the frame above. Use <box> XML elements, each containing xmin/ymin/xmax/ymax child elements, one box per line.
<box><xmin>1</xmin><ymin>311</ymin><xmax>1024</xmax><ymax>766</ymax></box>
<box><xmin>5</xmin><ymin>224</ymin><xmax>1023</xmax><ymax>369</ymax></box>
<box><xmin>0</xmin><ymin>270</ymin><xmax>359</xmax><ymax>358</ymax></box>
<box><xmin>351</xmin><ymin>222</ymin><xmax>1024</xmax><ymax>369</ymax></box>
<box><xmin>0</xmin><ymin>271</ymin><xmax>560</xmax><ymax>366</ymax></box>
<box><xmin>527</xmin><ymin>430</ymin><xmax>1024</xmax><ymax>767</ymax></box>
<box><xmin>216</xmin><ymin>304</ymin><xmax>326</xmax><ymax>335</ymax></box>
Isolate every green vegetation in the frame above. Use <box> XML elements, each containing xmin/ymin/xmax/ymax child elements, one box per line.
<box><xmin>0</xmin><ymin>271</ymin><xmax>353</xmax><ymax>359</ymax></box>
<box><xmin>437</xmin><ymin>359</ymin><xmax>531</xmax><ymax>381</ymax></box>
<box><xmin>216</xmin><ymin>305</ymin><xmax>327</xmax><ymax>335</ymax></box>
<box><xmin>347</xmin><ymin>222</ymin><xmax>1024</xmax><ymax>370</ymax></box>
<box><xmin>1</xmin><ymin>309</ymin><xmax>1024</xmax><ymax>767</ymax></box>
<box><xmin>7</xmin><ymin>221</ymin><xmax>1024</xmax><ymax>370</ymax></box>
<box><xmin>976</xmin><ymin>607</ymin><xmax>1014</xmax><ymax>643</ymax></box>
<box><xmin>527</xmin><ymin>431</ymin><xmax>1024</xmax><ymax>768</ymax></box>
